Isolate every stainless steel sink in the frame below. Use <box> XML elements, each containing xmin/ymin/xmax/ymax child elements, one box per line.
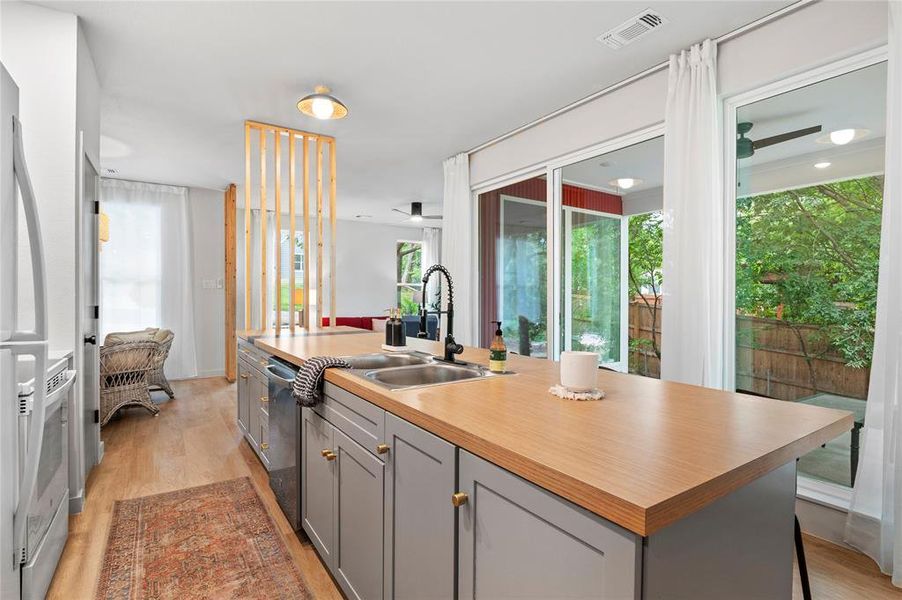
<box><xmin>343</xmin><ymin>352</ymin><xmax>433</xmax><ymax>370</ymax></box>
<box><xmin>364</xmin><ymin>362</ymin><xmax>501</xmax><ymax>390</ymax></box>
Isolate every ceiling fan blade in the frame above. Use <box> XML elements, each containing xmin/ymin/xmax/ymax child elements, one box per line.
<box><xmin>752</xmin><ymin>125</ymin><xmax>822</xmax><ymax>150</ymax></box>
<box><xmin>392</xmin><ymin>208</ymin><xmax>410</xmax><ymax>216</ymax></box>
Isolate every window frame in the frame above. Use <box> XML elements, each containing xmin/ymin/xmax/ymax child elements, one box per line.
<box><xmin>396</xmin><ymin>239</ymin><xmax>424</xmax><ymax>312</ymax></box>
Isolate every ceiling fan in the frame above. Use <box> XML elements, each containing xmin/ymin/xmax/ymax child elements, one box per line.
<box><xmin>393</xmin><ymin>201</ymin><xmax>441</xmax><ymax>222</ymax></box>
<box><xmin>736</xmin><ymin>122</ymin><xmax>822</xmax><ymax>159</ymax></box>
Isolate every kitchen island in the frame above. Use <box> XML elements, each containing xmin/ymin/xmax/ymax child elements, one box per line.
<box><xmin>245</xmin><ymin>329</ymin><xmax>852</xmax><ymax>599</ymax></box>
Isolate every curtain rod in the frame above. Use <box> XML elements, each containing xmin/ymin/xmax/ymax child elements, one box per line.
<box><xmin>465</xmin><ymin>0</ymin><xmax>817</xmax><ymax>155</ymax></box>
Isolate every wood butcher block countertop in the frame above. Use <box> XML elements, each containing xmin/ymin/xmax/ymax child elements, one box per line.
<box><xmin>246</xmin><ymin>328</ymin><xmax>853</xmax><ymax>537</ymax></box>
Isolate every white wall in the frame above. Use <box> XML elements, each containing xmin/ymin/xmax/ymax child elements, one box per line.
<box><xmin>328</xmin><ymin>220</ymin><xmax>424</xmax><ymax>317</ymax></box>
<box><xmin>469</xmin><ymin>1</ymin><xmax>888</xmax><ymax>187</ymax></box>
<box><xmin>1</xmin><ymin>2</ymin><xmax>79</xmax><ymax>352</ymax></box>
<box><xmin>188</xmin><ymin>186</ymin><xmax>225</xmax><ymax>377</ymax></box>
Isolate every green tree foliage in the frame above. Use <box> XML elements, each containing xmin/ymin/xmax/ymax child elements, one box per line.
<box><xmin>736</xmin><ymin>176</ymin><xmax>883</xmax><ymax>372</ymax></box>
<box><xmin>627</xmin><ymin>211</ymin><xmax>664</xmax><ymax>359</ymax></box>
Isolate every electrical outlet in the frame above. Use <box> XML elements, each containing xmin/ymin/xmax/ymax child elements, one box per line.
<box><xmin>216</xmin><ymin>278</ymin><xmax>224</xmax><ymax>289</ymax></box>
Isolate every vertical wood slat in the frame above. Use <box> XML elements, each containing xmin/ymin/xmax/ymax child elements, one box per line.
<box><xmin>260</xmin><ymin>129</ymin><xmax>267</xmax><ymax>329</ymax></box>
<box><xmin>244</xmin><ymin>121</ymin><xmax>332</xmax><ymax>333</ymax></box>
<box><xmin>224</xmin><ymin>183</ymin><xmax>237</xmax><ymax>381</ymax></box>
<box><xmin>303</xmin><ymin>136</ymin><xmax>310</xmax><ymax>328</ymax></box>
<box><xmin>329</xmin><ymin>141</ymin><xmax>337</xmax><ymax>328</ymax></box>
<box><xmin>289</xmin><ymin>134</ymin><xmax>296</xmax><ymax>332</ymax></box>
<box><xmin>244</xmin><ymin>123</ymin><xmax>251</xmax><ymax>329</ymax></box>
<box><xmin>316</xmin><ymin>138</ymin><xmax>324</xmax><ymax>326</ymax></box>
<box><xmin>274</xmin><ymin>133</ymin><xmax>282</xmax><ymax>334</ymax></box>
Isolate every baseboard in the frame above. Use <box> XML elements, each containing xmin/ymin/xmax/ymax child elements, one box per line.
<box><xmin>173</xmin><ymin>370</ymin><xmax>226</xmax><ymax>380</ymax></box>
<box><xmin>796</xmin><ymin>496</ymin><xmax>852</xmax><ymax>548</ymax></box>
<box><xmin>69</xmin><ymin>489</ymin><xmax>84</xmax><ymax>514</ymax></box>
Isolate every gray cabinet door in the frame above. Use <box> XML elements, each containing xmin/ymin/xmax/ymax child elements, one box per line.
<box><xmin>383</xmin><ymin>413</ymin><xmax>456</xmax><ymax>600</ymax></box>
<box><xmin>246</xmin><ymin>371</ymin><xmax>261</xmax><ymax>448</ymax></box>
<box><xmin>301</xmin><ymin>407</ymin><xmax>336</xmax><ymax>569</ymax></box>
<box><xmin>334</xmin><ymin>428</ymin><xmax>385</xmax><ymax>600</ymax></box>
<box><xmin>236</xmin><ymin>360</ymin><xmax>250</xmax><ymax>433</ymax></box>
<box><xmin>457</xmin><ymin>451</ymin><xmax>640</xmax><ymax>600</ymax></box>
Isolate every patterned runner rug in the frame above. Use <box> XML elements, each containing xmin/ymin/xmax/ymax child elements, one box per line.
<box><xmin>97</xmin><ymin>477</ymin><xmax>310</xmax><ymax>599</ymax></box>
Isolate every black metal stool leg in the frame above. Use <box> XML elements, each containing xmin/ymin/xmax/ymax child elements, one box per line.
<box><xmin>795</xmin><ymin>515</ymin><xmax>812</xmax><ymax>600</ymax></box>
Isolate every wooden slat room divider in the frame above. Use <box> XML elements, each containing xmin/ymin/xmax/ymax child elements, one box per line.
<box><xmin>244</xmin><ymin>120</ymin><xmax>337</xmax><ymax>334</ymax></box>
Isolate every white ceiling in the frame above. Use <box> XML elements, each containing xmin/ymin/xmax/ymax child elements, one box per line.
<box><xmin>42</xmin><ymin>0</ymin><xmax>794</xmax><ymax>224</ymax></box>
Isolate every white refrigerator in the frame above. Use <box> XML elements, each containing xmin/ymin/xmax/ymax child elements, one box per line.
<box><xmin>2</xmin><ymin>63</ymin><xmax>74</xmax><ymax>600</ymax></box>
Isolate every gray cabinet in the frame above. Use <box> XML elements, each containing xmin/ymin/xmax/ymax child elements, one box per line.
<box><xmin>334</xmin><ymin>428</ymin><xmax>385</xmax><ymax>600</ymax></box>
<box><xmin>236</xmin><ymin>340</ymin><xmax>271</xmax><ymax>469</ymax></box>
<box><xmin>236</xmin><ymin>361</ymin><xmax>250</xmax><ymax>433</ymax></box>
<box><xmin>383</xmin><ymin>413</ymin><xmax>456</xmax><ymax>600</ymax></box>
<box><xmin>457</xmin><ymin>450</ymin><xmax>641</xmax><ymax>600</ymax></box>
<box><xmin>301</xmin><ymin>407</ymin><xmax>337</xmax><ymax>567</ymax></box>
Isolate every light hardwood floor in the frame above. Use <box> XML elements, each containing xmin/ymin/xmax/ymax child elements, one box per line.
<box><xmin>48</xmin><ymin>377</ymin><xmax>899</xmax><ymax>599</ymax></box>
<box><xmin>47</xmin><ymin>377</ymin><xmax>342</xmax><ymax>600</ymax></box>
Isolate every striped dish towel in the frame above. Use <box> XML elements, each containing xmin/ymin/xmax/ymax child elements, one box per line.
<box><xmin>292</xmin><ymin>356</ymin><xmax>352</xmax><ymax>407</ymax></box>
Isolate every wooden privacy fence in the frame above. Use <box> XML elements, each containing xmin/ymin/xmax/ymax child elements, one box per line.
<box><xmin>628</xmin><ymin>299</ymin><xmax>870</xmax><ymax>401</ymax></box>
<box><xmin>244</xmin><ymin>120</ymin><xmax>336</xmax><ymax>334</ymax></box>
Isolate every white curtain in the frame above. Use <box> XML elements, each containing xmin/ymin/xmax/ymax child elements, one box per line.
<box><xmin>845</xmin><ymin>2</ymin><xmax>902</xmax><ymax>587</ymax></box>
<box><xmin>441</xmin><ymin>153</ymin><xmax>473</xmax><ymax>344</ymax></box>
<box><xmin>100</xmin><ymin>179</ymin><xmax>198</xmax><ymax>379</ymax></box>
<box><xmin>660</xmin><ymin>39</ymin><xmax>724</xmax><ymax>389</ymax></box>
<box><xmin>422</xmin><ymin>226</ymin><xmax>442</xmax><ymax>310</ymax></box>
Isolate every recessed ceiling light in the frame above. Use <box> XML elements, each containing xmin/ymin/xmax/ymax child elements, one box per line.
<box><xmin>608</xmin><ymin>177</ymin><xmax>642</xmax><ymax>190</ymax></box>
<box><xmin>817</xmin><ymin>128</ymin><xmax>869</xmax><ymax>146</ymax></box>
<box><xmin>297</xmin><ymin>85</ymin><xmax>348</xmax><ymax>120</ymax></box>
<box><xmin>814</xmin><ymin>161</ymin><xmax>831</xmax><ymax>169</ymax></box>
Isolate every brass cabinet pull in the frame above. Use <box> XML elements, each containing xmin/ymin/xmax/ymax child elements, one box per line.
<box><xmin>240</xmin><ymin>374</ymin><xmax>248</xmax><ymax>380</ymax></box>
<box><xmin>451</xmin><ymin>492</ymin><xmax>469</xmax><ymax>507</ymax></box>
<box><xmin>260</xmin><ymin>442</ymin><xmax>269</xmax><ymax>450</ymax></box>
<box><xmin>260</xmin><ymin>396</ymin><xmax>268</xmax><ymax>403</ymax></box>
<box><xmin>321</xmin><ymin>449</ymin><xmax>337</xmax><ymax>461</ymax></box>
<box><xmin>375</xmin><ymin>444</ymin><xmax>390</xmax><ymax>455</ymax></box>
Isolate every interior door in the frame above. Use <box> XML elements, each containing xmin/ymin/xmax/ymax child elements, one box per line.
<box><xmin>81</xmin><ymin>145</ymin><xmax>101</xmax><ymax>471</ymax></box>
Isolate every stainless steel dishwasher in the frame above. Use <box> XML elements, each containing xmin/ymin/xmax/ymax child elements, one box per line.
<box><xmin>265</xmin><ymin>357</ymin><xmax>301</xmax><ymax>531</ymax></box>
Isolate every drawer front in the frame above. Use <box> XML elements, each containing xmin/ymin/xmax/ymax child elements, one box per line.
<box><xmin>318</xmin><ymin>382</ymin><xmax>385</xmax><ymax>456</ymax></box>
<box><xmin>238</xmin><ymin>341</ymin><xmax>269</xmax><ymax>376</ymax></box>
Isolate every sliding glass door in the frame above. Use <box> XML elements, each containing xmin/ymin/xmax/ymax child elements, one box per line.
<box><xmin>562</xmin><ymin>207</ymin><xmax>625</xmax><ymax>368</ymax></box>
<box><xmin>476</xmin><ymin>136</ymin><xmax>663</xmax><ymax>372</ymax></box>
<box><xmin>477</xmin><ymin>178</ymin><xmax>548</xmax><ymax>356</ymax></box>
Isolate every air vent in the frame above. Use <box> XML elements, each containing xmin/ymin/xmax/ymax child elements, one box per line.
<box><xmin>598</xmin><ymin>9</ymin><xmax>667</xmax><ymax>50</ymax></box>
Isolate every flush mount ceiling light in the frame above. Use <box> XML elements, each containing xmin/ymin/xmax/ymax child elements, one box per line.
<box><xmin>817</xmin><ymin>128</ymin><xmax>869</xmax><ymax>146</ymax></box>
<box><xmin>608</xmin><ymin>177</ymin><xmax>643</xmax><ymax>190</ymax></box>
<box><xmin>814</xmin><ymin>161</ymin><xmax>832</xmax><ymax>169</ymax></box>
<box><xmin>297</xmin><ymin>85</ymin><xmax>348</xmax><ymax>120</ymax></box>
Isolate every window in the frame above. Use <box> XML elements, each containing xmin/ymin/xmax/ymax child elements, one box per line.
<box><xmin>396</xmin><ymin>241</ymin><xmax>422</xmax><ymax>315</ymax></box>
<box><xmin>627</xmin><ymin>211</ymin><xmax>662</xmax><ymax>378</ymax></box>
<box><xmin>733</xmin><ymin>61</ymin><xmax>887</xmax><ymax>488</ymax></box>
<box><xmin>279</xmin><ymin>230</ymin><xmax>304</xmax><ymax>313</ymax></box>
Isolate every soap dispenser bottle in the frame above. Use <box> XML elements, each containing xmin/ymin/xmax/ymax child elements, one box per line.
<box><xmin>384</xmin><ymin>309</ymin><xmax>395</xmax><ymax>347</ymax></box>
<box><xmin>393</xmin><ymin>308</ymin><xmax>407</xmax><ymax>347</ymax></box>
<box><xmin>489</xmin><ymin>320</ymin><xmax>507</xmax><ymax>373</ymax></box>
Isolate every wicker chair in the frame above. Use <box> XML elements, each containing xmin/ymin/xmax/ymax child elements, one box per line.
<box><xmin>99</xmin><ymin>341</ymin><xmax>159</xmax><ymax>426</ymax></box>
<box><xmin>103</xmin><ymin>328</ymin><xmax>175</xmax><ymax>399</ymax></box>
<box><xmin>147</xmin><ymin>330</ymin><xmax>175</xmax><ymax>398</ymax></box>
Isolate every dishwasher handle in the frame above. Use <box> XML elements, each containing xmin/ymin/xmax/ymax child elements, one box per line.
<box><xmin>266</xmin><ymin>364</ymin><xmax>296</xmax><ymax>389</ymax></box>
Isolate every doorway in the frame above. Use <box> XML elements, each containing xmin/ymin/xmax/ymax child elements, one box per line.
<box><xmin>79</xmin><ymin>138</ymin><xmax>101</xmax><ymax>477</ymax></box>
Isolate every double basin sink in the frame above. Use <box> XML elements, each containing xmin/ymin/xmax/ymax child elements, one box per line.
<box><xmin>343</xmin><ymin>351</ymin><xmax>507</xmax><ymax>391</ymax></box>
